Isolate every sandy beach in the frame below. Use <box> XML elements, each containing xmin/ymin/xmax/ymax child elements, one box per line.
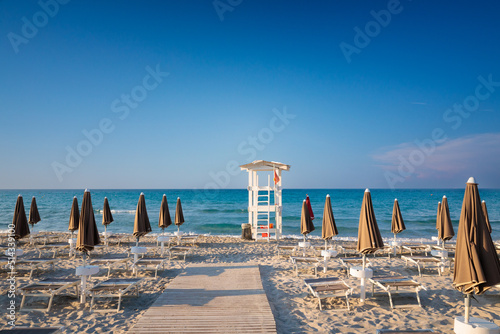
<box><xmin>2</xmin><ymin>233</ymin><xmax>500</xmax><ymax>333</ymax></box>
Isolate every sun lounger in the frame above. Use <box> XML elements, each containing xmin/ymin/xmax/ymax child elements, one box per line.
<box><xmin>290</xmin><ymin>257</ymin><xmax>322</xmax><ymax>277</ymax></box>
<box><xmin>89</xmin><ymin>258</ymin><xmax>130</xmax><ymax>278</ymax></box>
<box><xmin>369</xmin><ymin>275</ymin><xmax>427</xmax><ymax>309</ymax></box>
<box><xmin>167</xmin><ymin>246</ymin><xmax>194</xmax><ymax>261</ymax></box>
<box><xmin>178</xmin><ymin>234</ymin><xmax>199</xmax><ymax>246</ymax></box>
<box><xmin>276</xmin><ymin>245</ymin><xmax>298</xmax><ymax>258</ymax></box>
<box><xmin>0</xmin><ymin>327</ymin><xmax>64</xmax><ymax>333</ymax></box>
<box><xmin>401</xmin><ymin>244</ymin><xmax>431</xmax><ymax>256</ymax></box>
<box><xmin>401</xmin><ymin>256</ymin><xmax>444</xmax><ymax>277</ymax></box>
<box><xmin>376</xmin><ymin>330</ymin><xmax>434</xmax><ymax>334</ymax></box>
<box><xmin>89</xmin><ymin>278</ymin><xmax>143</xmax><ymax>312</ymax></box>
<box><xmin>340</xmin><ymin>257</ymin><xmax>371</xmax><ymax>277</ymax></box>
<box><xmin>37</xmin><ymin>243</ymin><xmax>70</xmax><ymax>258</ymax></box>
<box><xmin>19</xmin><ymin>278</ymin><xmax>79</xmax><ymax>312</ymax></box>
<box><xmin>304</xmin><ymin>277</ymin><xmax>352</xmax><ymax>310</ymax></box>
<box><xmin>131</xmin><ymin>257</ymin><xmax>167</xmax><ymax>278</ymax></box>
<box><xmin>15</xmin><ymin>258</ymin><xmax>56</xmax><ymax>279</ymax></box>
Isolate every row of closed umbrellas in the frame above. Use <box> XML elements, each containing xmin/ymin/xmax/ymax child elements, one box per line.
<box><xmin>11</xmin><ymin>191</ymin><xmax>186</xmax><ymax>254</ymax></box>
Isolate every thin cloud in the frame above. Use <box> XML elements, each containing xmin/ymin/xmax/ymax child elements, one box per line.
<box><xmin>372</xmin><ymin>133</ymin><xmax>500</xmax><ymax>181</ymax></box>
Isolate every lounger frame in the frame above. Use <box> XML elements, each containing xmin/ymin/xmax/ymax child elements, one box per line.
<box><xmin>304</xmin><ymin>277</ymin><xmax>352</xmax><ymax>311</ymax></box>
<box><xmin>369</xmin><ymin>275</ymin><xmax>427</xmax><ymax>309</ymax></box>
<box><xmin>89</xmin><ymin>278</ymin><xmax>143</xmax><ymax>312</ymax></box>
<box><xmin>19</xmin><ymin>279</ymin><xmax>80</xmax><ymax>312</ymax></box>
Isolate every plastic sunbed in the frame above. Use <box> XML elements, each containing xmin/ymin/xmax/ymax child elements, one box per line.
<box><xmin>290</xmin><ymin>256</ymin><xmax>322</xmax><ymax>277</ymax></box>
<box><xmin>401</xmin><ymin>256</ymin><xmax>444</xmax><ymax>277</ymax></box>
<box><xmin>0</xmin><ymin>327</ymin><xmax>64</xmax><ymax>333</ymax></box>
<box><xmin>19</xmin><ymin>278</ymin><xmax>80</xmax><ymax>312</ymax></box>
<box><xmin>276</xmin><ymin>245</ymin><xmax>297</xmax><ymax>258</ymax></box>
<box><xmin>304</xmin><ymin>277</ymin><xmax>352</xmax><ymax>311</ymax></box>
<box><xmin>167</xmin><ymin>246</ymin><xmax>194</xmax><ymax>261</ymax></box>
<box><xmin>89</xmin><ymin>278</ymin><xmax>143</xmax><ymax>312</ymax></box>
<box><xmin>89</xmin><ymin>257</ymin><xmax>130</xmax><ymax>278</ymax></box>
<box><xmin>339</xmin><ymin>257</ymin><xmax>371</xmax><ymax>277</ymax></box>
<box><xmin>401</xmin><ymin>244</ymin><xmax>432</xmax><ymax>256</ymax></box>
<box><xmin>132</xmin><ymin>257</ymin><xmax>167</xmax><ymax>278</ymax></box>
<box><xmin>369</xmin><ymin>275</ymin><xmax>427</xmax><ymax>309</ymax></box>
<box><xmin>15</xmin><ymin>258</ymin><xmax>56</xmax><ymax>279</ymax></box>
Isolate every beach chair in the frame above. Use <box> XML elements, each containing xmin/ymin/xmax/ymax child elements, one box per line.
<box><xmin>178</xmin><ymin>234</ymin><xmax>199</xmax><ymax>246</ymax></box>
<box><xmin>167</xmin><ymin>246</ymin><xmax>194</xmax><ymax>261</ymax></box>
<box><xmin>89</xmin><ymin>278</ymin><xmax>143</xmax><ymax>312</ymax></box>
<box><xmin>0</xmin><ymin>327</ymin><xmax>64</xmax><ymax>333</ymax></box>
<box><xmin>89</xmin><ymin>257</ymin><xmax>130</xmax><ymax>278</ymax></box>
<box><xmin>276</xmin><ymin>245</ymin><xmax>297</xmax><ymax>258</ymax></box>
<box><xmin>19</xmin><ymin>278</ymin><xmax>80</xmax><ymax>312</ymax></box>
<box><xmin>369</xmin><ymin>275</ymin><xmax>427</xmax><ymax>309</ymax></box>
<box><xmin>290</xmin><ymin>257</ymin><xmax>322</xmax><ymax>277</ymax></box>
<box><xmin>131</xmin><ymin>257</ymin><xmax>167</xmax><ymax>278</ymax></box>
<box><xmin>304</xmin><ymin>277</ymin><xmax>352</xmax><ymax>311</ymax></box>
<box><xmin>37</xmin><ymin>243</ymin><xmax>70</xmax><ymax>258</ymax></box>
<box><xmin>401</xmin><ymin>244</ymin><xmax>432</xmax><ymax>256</ymax></box>
<box><xmin>401</xmin><ymin>256</ymin><xmax>444</xmax><ymax>277</ymax></box>
<box><xmin>15</xmin><ymin>258</ymin><xmax>56</xmax><ymax>279</ymax></box>
<box><xmin>340</xmin><ymin>257</ymin><xmax>371</xmax><ymax>277</ymax></box>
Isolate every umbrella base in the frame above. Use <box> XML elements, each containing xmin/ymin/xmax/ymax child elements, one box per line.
<box><xmin>454</xmin><ymin>317</ymin><xmax>500</xmax><ymax>334</ymax></box>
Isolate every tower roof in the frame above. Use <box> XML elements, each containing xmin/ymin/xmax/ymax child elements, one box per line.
<box><xmin>240</xmin><ymin>160</ymin><xmax>290</xmax><ymax>172</ymax></box>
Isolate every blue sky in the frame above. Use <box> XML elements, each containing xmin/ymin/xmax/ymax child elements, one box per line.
<box><xmin>1</xmin><ymin>0</ymin><xmax>499</xmax><ymax>189</ymax></box>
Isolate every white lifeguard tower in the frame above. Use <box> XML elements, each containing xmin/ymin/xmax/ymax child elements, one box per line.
<box><xmin>240</xmin><ymin>160</ymin><xmax>290</xmax><ymax>241</ymax></box>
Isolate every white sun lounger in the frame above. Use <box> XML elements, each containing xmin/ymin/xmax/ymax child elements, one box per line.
<box><xmin>167</xmin><ymin>246</ymin><xmax>194</xmax><ymax>261</ymax></box>
<box><xmin>37</xmin><ymin>243</ymin><xmax>70</xmax><ymax>258</ymax></box>
<box><xmin>89</xmin><ymin>278</ymin><xmax>143</xmax><ymax>312</ymax></box>
<box><xmin>276</xmin><ymin>245</ymin><xmax>298</xmax><ymax>258</ymax></box>
<box><xmin>401</xmin><ymin>244</ymin><xmax>432</xmax><ymax>256</ymax></box>
<box><xmin>290</xmin><ymin>257</ymin><xmax>322</xmax><ymax>277</ymax></box>
<box><xmin>401</xmin><ymin>256</ymin><xmax>444</xmax><ymax>277</ymax></box>
<box><xmin>369</xmin><ymin>275</ymin><xmax>427</xmax><ymax>309</ymax></box>
<box><xmin>132</xmin><ymin>257</ymin><xmax>167</xmax><ymax>278</ymax></box>
<box><xmin>89</xmin><ymin>258</ymin><xmax>130</xmax><ymax>278</ymax></box>
<box><xmin>178</xmin><ymin>234</ymin><xmax>199</xmax><ymax>246</ymax></box>
<box><xmin>339</xmin><ymin>257</ymin><xmax>371</xmax><ymax>277</ymax></box>
<box><xmin>19</xmin><ymin>278</ymin><xmax>80</xmax><ymax>312</ymax></box>
<box><xmin>16</xmin><ymin>258</ymin><xmax>56</xmax><ymax>279</ymax></box>
<box><xmin>304</xmin><ymin>277</ymin><xmax>352</xmax><ymax>311</ymax></box>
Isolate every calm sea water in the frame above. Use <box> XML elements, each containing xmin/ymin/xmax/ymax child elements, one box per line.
<box><xmin>1</xmin><ymin>189</ymin><xmax>499</xmax><ymax>241</ymax></box>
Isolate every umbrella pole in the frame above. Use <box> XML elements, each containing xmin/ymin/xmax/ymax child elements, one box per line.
<box><xmin>465</xmin><ymin>294</ymin><xmax>470</xmax><ymax>324</ymax></box>
<box><xmin>324</xmin><ymin>239</ymin><xmax>327</xmax><ymax>251</ymax></box>
<box><xmin>136</xmin><ymin>237</ymin><xmax>139</xmax><ymax>247</ymax></box>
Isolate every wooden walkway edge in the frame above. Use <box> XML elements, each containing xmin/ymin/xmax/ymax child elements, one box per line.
<box><xmin>128</xmin><ymin>263</ymin><xmax>277</xmax><ymax>333</ymax></box>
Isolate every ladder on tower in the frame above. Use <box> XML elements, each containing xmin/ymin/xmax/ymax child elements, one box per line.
<box><xmin>254</xmin><ymin>177</ymin><xmax>276</xmax><ymax>241</ymax></box>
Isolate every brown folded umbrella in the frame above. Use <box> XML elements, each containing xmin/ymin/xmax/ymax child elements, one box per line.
<box><xmin>77</xmin><ymin>190</ymin><xmax>101</xmax><ymax>254</ymax></box>
<box><xmin>436</xmin><ymin>201</ymin><xmax>442</xmax><ymax>233</ymax></box>
<box><xmin>481</xmin><ymin>200</ymin><xmax>492</xmax><ymax>233</ymax></box>
<box><xmin>174</xmin><ymin>197</ymin><xmax>185</xmax><ymax>234</ymax></box>
<box><xmin>357</xmin><ymin>189</ymin><xmax>384</xmax><ymax>255</ymax></box>
<box><xmin>68</xmin><ymin>196</ymin><xmax>79</xmax><ymax>233</ymax></box>
<box><xmin>391</xmin><ymin>199</ymin><xmax>405</xmax><ymax>240</ymax></box>
<box><xmin>301</xmin><ymin>199</ymin><xmax>315</xmax><ymax>237</ymax></box>
<box><xmin>453</xmin><ymin>178</ymin><xmax>500</xmax><ymax>323</ymax></box>
<box><xmin>28</xmin><ymin>197</ymin><xmax>41</xmax><ymax>232</ymax></box>
<box><xmin>102</xmin><ymin>197</ymin><xmax>114</xmax><ymax>236</ymax></box>
<box><xmin>13</xmin><ymin>195</ymin><xmax>30</xmax><ymax>240</ymax></box>
<box><xmin>133</xmin><ymin>192</ymin><xmax>152</xmax><ymax>243</ymax></box>
<box><xmin>438</xmin><ymin>196</ymin><xmax>455</xmax><ymax>244</ymax></box>
<box><xmin>159</xmin><ymin>194</ymin><xmax>172</xmax><ymax>232</ymax></box>
<box><xmin>321</xmin><ymin>195</ymin><xmax>337</xmax><ymax>250</ymax></box>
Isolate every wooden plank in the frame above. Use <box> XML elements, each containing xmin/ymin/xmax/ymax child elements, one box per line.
<box><xmin>128</xmin><ymin>263</ymin><xmax>277</xmax><ymax>334</ymax></box>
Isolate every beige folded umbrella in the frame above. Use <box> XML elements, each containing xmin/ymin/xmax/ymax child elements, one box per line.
<box><xmin>481</xmin><ymin>200</ymin><xmax>492</xmax><ymax>233</ymax></box>
<box><xmin>159</xmin><ymin>194</ymin><xmax>172</xmax><ymax>234</ymax></box>
<box><xmin>68</xmin><ymin>196</ymin><xmax>80</xmax><ymax>235</ymax></box>
<box><xmin>453</xmin><ymin>177</ymin><xmax>500</xmax><ymax>323</ymax></box>
<box><xmin>300</xmin><ymin>199</ymin><xmax>315</xmax><ymax>243</ymax></box>
<box><xmin>438</xmin><ymin>196</ymin><xmax>454</xmax><ymax>247</ymax></box>
<box><xmin>435</xmin><ymin>201</ymin><xmax>441</xmax><ymax>244</ymax></box>
<box><xmin>391</xmin><ymin>198</ymin><xmax>405</xmax><ymax>242</ymax></box>
<box><xmin>133</xmin><ymin>192</ymin><xmax>152</xmax><ymax>245</ymax></box>
<box><xmin>13</xmin><ymin>195</ymin><xmax>30</xmax><ymax>241</ymax></box>
<box><xmin>321</xmin><ymin>194</ymin><xmax>338</xmax><ymax>250</ymax></box>
<box><xmin>357</xmin><ymin>189</ymin><xmax>384</xmax><ymax>267</ymax></box>
<box><xmin>102</xmin><ymin>197</ymin><xmax>114</xmax><ymax>234</ymax></box>
<box><xmin>174</xmin><ymin>197</ymin><xmax>185</xmax><ymax>234</ymax></box>
<box><xmin>28</xmin><ymin>196</ymin><xmax>41</xmax><ymax>234</ymax></box>
<box><xmin>77</xmin><ymin>189</ymin><xmax>101</xmax><ymax>257</ymax></box>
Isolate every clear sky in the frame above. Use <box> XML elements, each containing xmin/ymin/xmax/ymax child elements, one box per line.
<box><xmin>1</xmin><ymin>0</ymin><xmax>499</xmax><ymax>189</ymax></box>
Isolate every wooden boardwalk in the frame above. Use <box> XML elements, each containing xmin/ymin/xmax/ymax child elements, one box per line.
<box><xmin>128</xmin><ymin>263</ymin><xmax>277</xmax><ymax>333</ymax></box>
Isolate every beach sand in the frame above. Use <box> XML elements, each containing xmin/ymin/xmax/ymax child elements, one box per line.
<box><xmin>2</xmin><ymin>233</ymin><xmax>500</xmax><ymax>333</ymax></box>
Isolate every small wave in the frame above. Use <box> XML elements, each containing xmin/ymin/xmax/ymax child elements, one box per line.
<box><xmin>95</xmin><ymin>209</ymin><xmax>136</xmax><ymax>214</ymax></box>
<box><xmin>200</xmin><ymin>209</ymin><xmax>247</xmax><ymax>214</ymax></box>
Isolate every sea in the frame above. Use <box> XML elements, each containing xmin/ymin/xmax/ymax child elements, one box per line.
<box><xmin>1</xmin><ymin>189</ymin><xmax>499</xmax><ymax>242</ymax></box>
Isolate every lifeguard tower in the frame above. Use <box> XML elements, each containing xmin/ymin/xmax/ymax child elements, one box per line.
<box><xmin>240</xmin><ymin>160</ymin><xmax>290</xmax><ymax>241</ymax></box>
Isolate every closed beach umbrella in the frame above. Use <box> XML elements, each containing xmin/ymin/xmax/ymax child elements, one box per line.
<box><xmin>133</xmin><ymin>192</ymin><xmax>151</xmax><ymax>245</ymax></box>
<box><xmin>357</xmin><ymin>189</ymin><xmax>384</xmax><ymax>258</ymax></box>
<box><xmin>481</xmin><ymin>200</ymin><xmax>492</xmax><ymax>233</ymax></box>
<box><xmin>300</xmin><ymin>199</ymin><xmax>315</xmax><ymax>241</ymax></box>
<box><xmin>391</xmin><ymin>199</ymin><xmax>405</xmax><ymax>241</ymax></box>
<box><xmin>102</xmin><ymin>197</ymin><xmax>114</xmax><ymax>235</ymax></box>
<box><xmin>13</xmin><ymin>195</ymin><xmax>30</xmax><ymax>241</ymax></box>
<box><xmin>438</xmin><ymin>196</ymin><xmax>454</xmax><ymax>246</ymax></box>
<box><xmin>76</xmin><ymin>189</ymin><xmax>101</xmax><ymax>255</ymax></box>
<box><xmin>435</xmin><ymin>201</ymin><xmax>442</xmax><ymax>244</ymax></box>
<box><xmin>321</xmin><ymin>194</ymin><xmax>338</xmax><ymax>250</ymax></box>
<box><xmin>68</xmin><ymin>196</ymin><xmax>80</xmax><ymax>233</ymax></box>
<box><xmin>28</xmin><ymin>196</ymin><xmax>41</xmax><ymax>234</ymax></box>
<box><xmin>159</xmin><ymin>194</ymin><xmax>172</xmax><ymax>233</ymax></box>
<box><xmin>174</xmin><ymin>197</ymin><xmax>185</xmax><ymax>234</ymax></box>
<box><xmin>305</xmin><ymin>194</ymin><xmax>315</xmax><ymax>220</ymax></box>
<box><xmin>453</xmin><ymin>177</ymin><xmax>500</xmax><ymax>323</ymax></box>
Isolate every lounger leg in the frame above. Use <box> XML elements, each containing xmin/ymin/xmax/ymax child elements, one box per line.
<box><xmin>117</xmin><ymin>295</ymin><xmax>122</xmax><ymax>312</ymax></box>
<box><xmin>20</xmin><ymin>294</ymin><xmax>26</xmax><ymax>310</ymax></box>
<box><xmin>345</xmin><ymin>291</ymin><xmax>350</xmax><ymax>311</ymax></box>
<box><xmin>47</xmin><ymin>295</ymin><xmax>54</xmax><ymax>312</ymax></box>
<box><xmin>416</xmin><ymin>288</ymin><xmax>422</xmax><ymax>308</ymax></box>
<box><xmin>90</xmin><ymin>295</ymin><xmax>95</xmax><ymax>312</ymax></box>
<box><xmin>318</xmin><ymin>297</ymin><xmax>323</xmax><ymax>311</ymax></box>
<box><xmin>387</xmin><ymin>289</ymin><xmax>394</xmax><ymax>309</ymax></box>
<box><xmin>417</xmin><ymin>263</ymin><xmax>422</xmax><ymax>277</ymax></box>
